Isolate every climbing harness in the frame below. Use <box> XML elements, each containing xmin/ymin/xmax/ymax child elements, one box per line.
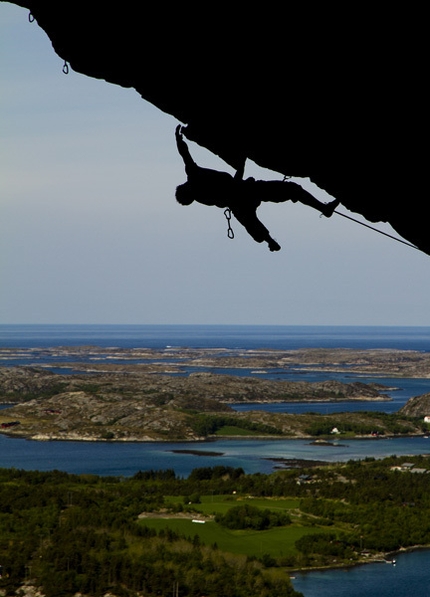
<box><xmin>332</xmin><ymin>209</ymin><xmax>421</xmax><ymax>253</ymax></box>
<box><xmin>224</xmin><ymin>208</ymin><xmax>235</xmax><ymax>239</ymax></box>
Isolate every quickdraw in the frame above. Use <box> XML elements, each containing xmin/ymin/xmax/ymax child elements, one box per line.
<box><xmin>224</xmin><ymin>208</ymin><xmax>234</xmax><ymax>239</ymax></box>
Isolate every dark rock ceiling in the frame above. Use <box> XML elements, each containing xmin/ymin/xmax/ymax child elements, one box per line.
<box><xmin>5</xmin><ymin>1</ymin><xmax>428</xmax><ymax>255</ymax></box>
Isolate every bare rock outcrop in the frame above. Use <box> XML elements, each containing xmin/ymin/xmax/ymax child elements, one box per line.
<box><xmin>0</xmin><ymin>366</ymin><xmax>60</xmax><ymax>399</ymax></box>
<box><xmin>399</xmin><ymin>393</ymin><xmax>430</xmax><ymax>417</ymax></box>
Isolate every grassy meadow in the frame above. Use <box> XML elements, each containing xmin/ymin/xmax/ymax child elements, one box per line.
<box><xmin>140</xmin><ymin>494</ymin><xmax>332</xmax><ymax>558</ymax></box>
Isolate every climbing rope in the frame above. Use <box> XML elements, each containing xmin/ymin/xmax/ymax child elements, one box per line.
<box><xmin>224</xmin><ymin>208</ymin><xmax>235</xmax><ymax>239</ymax></box>
<box><xmin>281</xmin><ymin>175</ymin><xmax>420</xmax><ymax>252</ymax></box>
<box><xmin>333</xmin><ymin>209</ymin><xmax>421</xmax><ymax>253</ymax></box>
<box><xmin>62</xmin><ymin>60</ymin><xmax>69</xmax><ymax>74</ymax></box>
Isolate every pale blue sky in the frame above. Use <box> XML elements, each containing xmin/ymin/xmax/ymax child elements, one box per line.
<box><xmin>1</xmin><ymin>3</ymin><xmax>429</xmax><ymax>325</ymax></box>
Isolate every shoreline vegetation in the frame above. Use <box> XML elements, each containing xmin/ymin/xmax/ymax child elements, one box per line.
<box><xmin>0</xmin><ymin>346</ymin><xmax>429</xmax><ymax>443</ymax></box>
<box><xmin>1</xmin><ymin>458</ymin><xmax>430</xmax><ymax>597</ymax></box>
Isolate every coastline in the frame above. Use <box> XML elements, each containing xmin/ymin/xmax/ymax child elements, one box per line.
<box><xmin>290</xmin><ymin>543</ymin><xmax>430</xmax><ymax>577</ymax></box>
<box><xmin>0</xmin><ymin>429</ymin><xmax>427</xmax><ymax>443</ymax></box>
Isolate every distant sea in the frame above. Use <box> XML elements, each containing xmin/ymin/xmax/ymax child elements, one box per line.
<box><xmin>1</xmin><ymin>323</ymin><xmax>430</xmax><ymax>351</ymax></box>
<box><xmin>1</xmin><ymin>324</ymin><xmax>430</xmax><ymax>596</ymax></box>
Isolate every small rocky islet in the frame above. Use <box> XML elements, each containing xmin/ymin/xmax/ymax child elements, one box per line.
<box><xmin>0</xmin><ymin>346</ymin><xmax>429</xmax><ymax>442</ymax></box>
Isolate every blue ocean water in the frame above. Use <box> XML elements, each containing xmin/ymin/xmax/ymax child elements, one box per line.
<box><xmin>1</xmin><ymin>434</ymin><xmax>430</xmax><ymax>478</ymax></box>
<box><xmin>1</xmin><ymin>324</ymin><xmax>430</xmax><ymax>350</ymax></box>
<box><xmin>292</xmin><ymin>549</ymin><xmax>430</xmax><ymax>597</ymax></box>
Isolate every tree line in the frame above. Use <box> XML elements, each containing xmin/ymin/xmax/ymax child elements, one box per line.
<box><xmin>2</xmin><ymin>456</ymin><xmax>430</xmax><ymax>594</ymax></box>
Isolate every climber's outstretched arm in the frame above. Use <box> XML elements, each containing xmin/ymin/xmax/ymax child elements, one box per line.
<box><xmin>175</xmin><ymin>125</ymin><xmax>197</xmax><ymax>174</ymax></box>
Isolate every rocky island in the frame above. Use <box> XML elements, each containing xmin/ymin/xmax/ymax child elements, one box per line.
<box><xmin>0</xmin><ymin>346</ymin><xmax>429</xmax><ymax>442</ymax></box>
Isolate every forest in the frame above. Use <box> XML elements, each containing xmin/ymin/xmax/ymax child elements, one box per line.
<box><xmin>1</xmin><ymin>457</ymin><xmax>430</xmax><ymax>596</ymax></box>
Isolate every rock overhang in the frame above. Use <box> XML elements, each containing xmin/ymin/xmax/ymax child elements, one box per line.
<box><xmin>4</xmin><ymin>1</ymin><xmax>428</xmax><ymax>255</ymax></box>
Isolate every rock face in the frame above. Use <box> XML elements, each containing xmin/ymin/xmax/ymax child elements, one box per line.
<box><xmin>0</xmin><ymin>366</ymin><xmax>60</xmax><ymax>399</ymax></box>
<box><xmin>400</xmin><ymin>393</ymin><xmax>430</xmax><ymax>417</ymax></box>
<box><xmin>5</xmin><ymin>1</ymin><xmax>429</xmax><ymax>254</ymax></box>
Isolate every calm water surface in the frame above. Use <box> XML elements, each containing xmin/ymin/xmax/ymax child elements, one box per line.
<box><xmin>1</xmin><ymin>324</ymin><xmax>430</xmax><ymax>351</ymax></box>
<box><xmin>292</xmin><ymin>549</ymin><xmax>430</xmax><ymax>597</ymax></box>
<box><xmin>1</xmin><ymin>435</ymin><xmax>429</xmax><ymax>478</ymax></box>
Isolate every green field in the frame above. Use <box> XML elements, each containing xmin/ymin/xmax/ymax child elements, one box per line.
<box><xmin>141</xmin><ymin>495</ymin><xmax>332</xmax><ymax>558</ymax></box>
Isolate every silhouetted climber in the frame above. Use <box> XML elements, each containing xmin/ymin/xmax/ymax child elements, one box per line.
<box><xmin>175</xmin><ymin>125</ymin><xmax>340</xmax><ymax>251</ymax></box>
